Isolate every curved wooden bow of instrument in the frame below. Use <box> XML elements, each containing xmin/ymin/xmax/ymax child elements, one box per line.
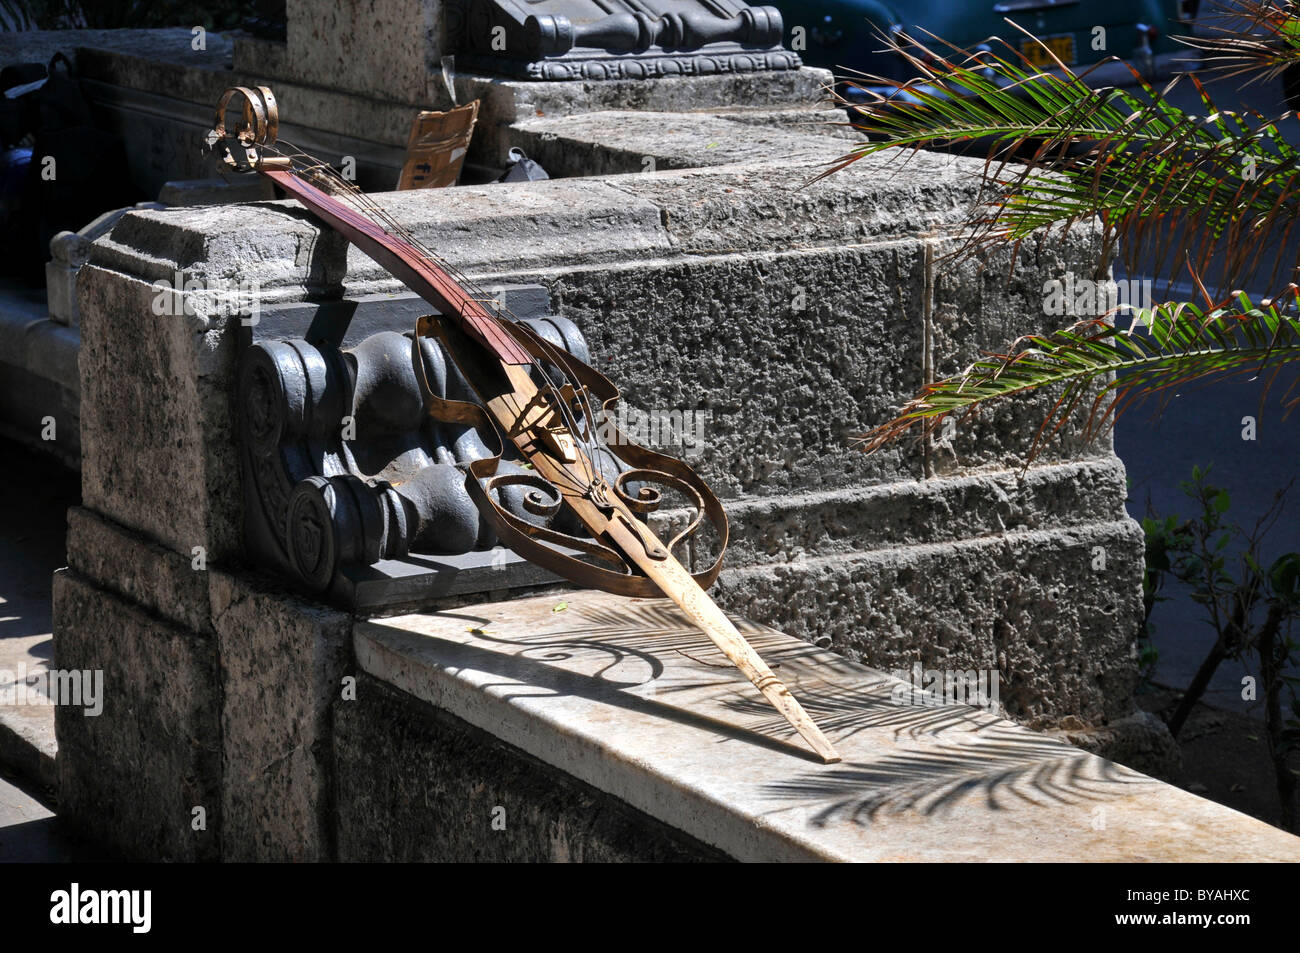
<box><xmin>209</xmin><ymin>86</ymin><xmax>840</xmax><ymax>764</ymax></box>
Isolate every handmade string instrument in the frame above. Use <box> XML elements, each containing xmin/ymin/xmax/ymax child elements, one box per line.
<box><xmin>208</xmin><ymin>86</ymin><xmax>839</xmax><ymax>763</ymax></box>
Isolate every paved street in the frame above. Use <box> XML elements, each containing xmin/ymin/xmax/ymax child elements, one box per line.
<box><xmin>0</xmin><ymin>771</ymin><xmax>90</xmax><ymax>862</ymax></box>
<box><xmin>0</xmin><ymin>441</ymin><xmax>71</xmax><ymax>782</ymax></box>
<box><xmin>1112</xmin><ymin>60</ymin><xmax>1300</xmax><ymax>715</ymax></box>
<box><xmin>0</xmin><ymin>440</ymin><xmax>79</xmax><ymax>861</ymax></box>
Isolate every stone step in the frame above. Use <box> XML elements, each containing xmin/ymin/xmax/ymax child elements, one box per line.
<box><xmin>353</xmin><ymin>590</ymin><xmax>1300</xmax><ymax>862</ymax></box>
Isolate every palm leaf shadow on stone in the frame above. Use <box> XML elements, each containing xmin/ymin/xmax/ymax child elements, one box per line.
<box><xmin>721</xmin><ymin>679</ymin><xmax>997</xmax><ymax>743</ymax></box>
<box><xmin>462</xmin><ymin>599</ymin><xmax>839</xmax><ymax>689</ymax></box>
<box><xmin>457</xmin><ymin>601</ymin><xmax>757</xmax><ymax>687</ymax></box>
<box><xmin>403</xmin><ymin>601</ymin><xmax>1156</xmax><ymax>813</ymax></box>
<box><xmin>761</xmin><ymin>724</ymin><xmax>1152</xmax><ymax>828</ymax></box>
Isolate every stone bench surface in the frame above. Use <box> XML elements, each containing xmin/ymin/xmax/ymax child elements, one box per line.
<box><xmin>355</xmin><ymin>591</ymin><xmax>1300</xmax><ymax>863</ymax></box>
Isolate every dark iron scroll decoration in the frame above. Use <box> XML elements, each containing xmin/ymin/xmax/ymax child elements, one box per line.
<box><xmin>240</xmin><ymin>318</ymin><xmax>549</xmax><ymax>593</ymax></box>
<box><xmin>236</xmin><ymin>316</ymin><xmax>718</xmax><ymax>598</ymax></box>
<box><xmin>448</xmin><ymin>0</ymin><xmax>800</xmax><ymax>81</ymax></box>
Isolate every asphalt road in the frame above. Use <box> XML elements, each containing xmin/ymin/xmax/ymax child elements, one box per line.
<box><xmin>1110</xmin><ymin>53</ymin><xmax>1300</xmax><ymax>716</ymax></box>
<box><xmin>0</xmin><ymin>771</ymin><xmax>81</xmax><ymax>862</ymax></box>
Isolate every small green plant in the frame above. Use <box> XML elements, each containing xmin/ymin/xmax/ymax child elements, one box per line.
<box><xmin>1137</xmin><ymin>513</ymin><xmax>1180</xmax><ymax>684</ymax></box>
<box><xmin>1143</xmin><ymin>465</ymin><xmax>1300</xmax><ymax>830</ymax></box>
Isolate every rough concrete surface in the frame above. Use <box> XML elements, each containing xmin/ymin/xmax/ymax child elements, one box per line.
<box><xmin>280</xmin><ymin>0</ymin><xmax>442</xmax><ymax>105</ymax></box>
<box><xmin>50</xmin><ymin>506</ymin><xmax>365</xmax><ymax>860</ymax></box>
<box><xmin>66</xmin><ymin>507</ymin><xmax>213</xmax><ymax>636</ymax></box>
<box><xmin>76</xmin><ymin>268</ymin><xmax>244</xmax><ymax>561</ymax></box>
<box><xmin>511</xmin><ymin>110</ymin><xmax>835</xmax><ymax>176</ymax></box>
<box><xmin>460</xmin><ymin>67</ymin><xmax>834</xmax><ymax>165</ymax></box>
<box><xmin>53</xmin><ymin>569</ymin><xmax>221</xmax><ymax>862</ymax></box>
<box><xmin>715</xmin><ymin>521</ymin><xmax>1146</xmax><ymax>729</ymax></box>
<box><xmin>353</xmin><ymin>591</ymin><xmax>1297</xmax><ymax>862</ymax></box>
<box><xmin>335</xmin><ymin>675</ymin><xmax>729</xmax><ymax>862</ymax></box>
<box><xmin>210</xmin><ymin>570</ymin><xmax>351</xmax><ymax>861</ymax></box>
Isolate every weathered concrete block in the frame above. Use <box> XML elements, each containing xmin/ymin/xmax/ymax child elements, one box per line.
<box><xmin>66</xmin><ymin>507</ymin><xmax>213</xmax><ymax>635</ymax></box>
<box><xmin>52</xmin><ymin>569</ymin><xmax>221</xmax><ymax>862</ymax></box>
<box><xmin>90</xmin><ymin>204</ymin><xmax>349</xmax><ymax>298</ymax></box>
<box><xmin>209</xmin><ymin>570</ymin><xmax>351</xmax><ymax>861</ymax></box>
<box><xmin>929</xmin><ymin>230</ymin><xmax>1112</xmax><ymax>475</ymax></box>
<box><xmin>334</xmin><ymin>675</ymin><xmax>727</xmax><ymax>862</ymax></box>
<box><xmin>511</xmin><ymin>111</ymin><xmax>833</xmax><ymax>176</ymax></box>
<box><xmin>92</xmin><ymin>181</ymin><xmax>648</xmax><ymax>297</ymax></box>
<box><xmin>76</xmin><ymin>267</ymin><xmax>244</xmax><ymax>560</ymax></box>
<box><xmin>713</xmin><ymin>458</ymin><xmax>1135</xmax><ymax>567</ymax></box>
<box><xmin>714</xmin><ymin>519</ymin><xmax>1145</xmax><ymax>728</ymax></box>
<box><xmin>460</xmin><ymin>67</ymin><xmax>834</xmax><ymax>166</ymax></box>
<box><xmin>547</xmin><ymin>244</ymin><xmax>930</xmax><ymax>494</ymax></box>
<box><xmin>710</xmin><ymin>106</ymin><xmax>857</xmax><ymax>138</ymax></box>
<box><xmin>57</xmin><ymin>508</ymin><xmax>355</xmax><ymax>861</ymax></box>
<box><xmin>598</xmin><ymin>147</ymin><xmax>979</xmax><ymax>255</ymax></box>
<box><xmin>282</xmin><ymin>0</ymin><xmax>443</xmax><ymax>104</ymax></box>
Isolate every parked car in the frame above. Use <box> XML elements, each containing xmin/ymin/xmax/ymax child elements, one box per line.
<box><xmin>778</xmin><ymin>0</ymin><xmax>1191</xmax><ymax>98</ymax></box>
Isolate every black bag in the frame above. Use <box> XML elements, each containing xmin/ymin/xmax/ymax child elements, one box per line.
<box><xmin>3</xmin><ymin>52</ymin><xmax>139</xmax><ymax>284</ymax></box>
<box><xmin>0</xmin><ymin>61</ymin><xmax>47</xmax><ymax>147</ymax></box>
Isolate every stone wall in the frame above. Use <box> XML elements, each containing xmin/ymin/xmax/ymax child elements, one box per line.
<box><xmin>50</xmin><ymin>71</ymin><xmax>1176</xmax><ymax>859</ymax></box>
<box><xmin>55</xmin><ymin>508</ymin><xmax>352</xmax><ymax>861</ymax></box>
<box><xmin>334</xmin><ymin>675</ymin><xmax>726</xmax><ymax>862</ymax></box>
<box><xmin>10</xmin><ymin>30</ymin><xmax>831</xmax><ymax>195</ymax></box>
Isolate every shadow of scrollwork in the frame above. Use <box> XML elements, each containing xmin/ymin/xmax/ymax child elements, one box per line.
<box><xmin>464</xmin><ymin>626</ymin><xmax>667</xmax><ymax>689</ymax></box>
<box><xmin>371</xmin><ymin>601</ymin><xmax>832</xmax><ymax>761</ymax></box>
<box><xmin>440</xmin><ymin>599</ymin><xmax>811</xmax><ymax>682</ymax></box>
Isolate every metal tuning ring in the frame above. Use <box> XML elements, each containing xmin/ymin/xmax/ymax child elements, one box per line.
<box><xmin>209</xmin><ymin>86</ymin><xmax>284</xmax><ymax>173</ymax></box>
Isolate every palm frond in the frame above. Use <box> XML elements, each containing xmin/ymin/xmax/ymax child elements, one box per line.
<box><xmin>1180</xmin><ymin>0</ymin><xmax>1300</xmax><ymax>88</ymax></box>
<box><xmin>828</xmin><ymin>25</ymin><xmax>1300</xmax><ymax>296</ymax></box>
<box><xmin>858</xmin><ymin>291</ymin><xmax>1300</xmax><ymax>462</ymax></box>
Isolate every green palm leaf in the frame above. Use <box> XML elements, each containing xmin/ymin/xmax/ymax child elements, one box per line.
<box><xmin>858</xmin><ymin>293</ymin><xmax>1300</xmax><ymax>461</ymax></box>
<box><xmin>826</xmin><ymin>22</ymin><xmax>1300</xmax><ymax>296</ymax></box>
<box><xmin>1181</xmin><ymin>1</ymin><xmax>1300</xmax><ymax>88</ymax></box>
